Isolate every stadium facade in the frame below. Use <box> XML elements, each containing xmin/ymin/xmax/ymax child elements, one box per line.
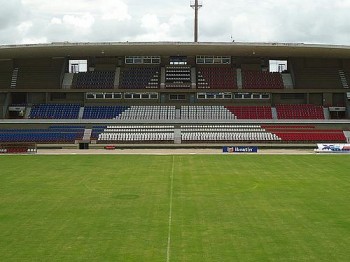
<box><xmin>0</xmin><ymin>41</ymin><xmax>349</xmax><ymax>150</ymax></box>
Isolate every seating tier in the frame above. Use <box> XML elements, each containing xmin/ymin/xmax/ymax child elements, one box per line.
<box><xmin>120</xmin><ymin>67</ymin><xmax>160</xmax><ymax>89</ymax></box>
<box><xmin>264</xmin><ymin>125</ymin><xmax>346</xmax><ymax>142</ymax></box>
<box><xmin>0</xmin><ymin>126</ymin><xmax>84</xmax><ymax>143</ymax></box>
<box><xmin>181</xmin><ymin>106</ymin><xmax>236</xmax><ymax>120</ymax></box>
<box><xmin>29</xmin><ymin>104</ymin><xmax>80</xmax><ymax>119</ymax></box>
<box><xmin>83</xmin><ymin>106</ymin><xmax>129</xmax><ymax>119</ymax></box>
<box><xmin>72</xmin><ymin>71</ymin><xmax>115</xmax><ymax>89</ymax></box>
<box><xmin>197</xmin><ymin>67</ymin><xmax>237</xmax><ymax>89</ymax></box>
<box><xmin>97</xmin><ymin>125</ymin><xmax>174</xmax><ymax>143</ymax></box>
<box><xmin>242</xmin><ymin>71</ymin><xmax>284</xmax><ymax>89</ymax></box>
<box><xmin>226</xmin><ymin>106</ymin><xmax>272</xmax><ymax>119</ymax></box>
<box><xmin>276</xmin><ymin>104</ymin><xmax>324</xmax><ymax>119</ymax></box>
<box><xmin>117</xmin><ymin>106</ymin><xmax>176</xmax><ymax>120</ymax></box>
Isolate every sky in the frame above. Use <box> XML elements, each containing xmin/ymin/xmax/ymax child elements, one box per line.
<box><xmin>1</xmin><ymin>0</ymin><xmax>350</xmax><ymax>45</ymax></box>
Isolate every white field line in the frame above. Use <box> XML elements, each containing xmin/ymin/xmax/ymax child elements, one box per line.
<box><xmin>166</xmin><ymin>155</ymin><xmax>175</xmax><ymax>262</ymax></box>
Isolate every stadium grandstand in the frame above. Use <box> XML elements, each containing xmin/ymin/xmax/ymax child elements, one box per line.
<box><xmin>0</xmin><ymin>41</ymin><xmax>350</xmax><ymax>149</ymax></box>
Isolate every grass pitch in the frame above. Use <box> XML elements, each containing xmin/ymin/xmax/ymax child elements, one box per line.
<box><xmin>0</xmin><ymin>154</ymin><xmax>350</xmax><ymax>261</ymax></box>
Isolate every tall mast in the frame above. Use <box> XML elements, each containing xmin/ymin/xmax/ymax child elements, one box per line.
<box><xmin>190</xmin><ymin>0</ymin><xmax>203</xmax><ymax>42</ymax></box>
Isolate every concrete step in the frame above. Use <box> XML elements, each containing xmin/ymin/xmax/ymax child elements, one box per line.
<box><xmin>323</xmin><ymin>107</ymin><xmax>330</xmax><ymax>120</ymax></box>
<box><xmin>338</xmin><ymin>70</ymin><xmax>349</xmax><ymax>89</ymax></box>
<box><xmin>174</xmin><ymin>128</ymin><xmax>181</xmax><ymax>144</ymax></box>
<box><xmin>83</xmin><ymin>129</ymin><xmax>92</xmax><ymax>141</ymax></box>
<box><xmin>25</xmin><ymin>107</ymin><xmax>31</xmax><ymax>118</ymax></box>
<box><xmin>114</xmin><ymin>67</ymin><xmax>120</xmax><ymax>88</ymax></box>
<box><xmin>62</xmin><ymin>73</ymin><xmax>74</xmax><ymax>89</ymax></box>
<box><xmin>236</xmin><ymin>68</ymin><xmax>242</xmax><ymax>89</ymax></box>
<box><xmin>175</xmin><ymin>109</ymin><xmax>181</xmax><ymax>119</ymax></box>
<box><xmin>78</xmin><ymin>107</ymin><xmax>84</xmax><ymax>119</ymax></box>
<box><xmin>282</xmin><ymin>73</ymin><xmax>294</xmax><ymax>89</ymax></box>
<box><xmin>271</xmin><ymin>107</ymin><xmax>278</xmax><ymax>119</ymax></box>
<box><xmin>343</xmin><ymin>131</ymin><xmax>350</xmax><ymax>143</ymax></box>
<box><xmin>11</xmin><ymin>68</ymin><xmax>19</xmax><ymax>88</ymax></box>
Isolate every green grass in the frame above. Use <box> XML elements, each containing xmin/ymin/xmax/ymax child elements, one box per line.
<box><xmin>0</xmin><ymin>155</ymin><xmax>350</xmax><ymax>261</ymax></box>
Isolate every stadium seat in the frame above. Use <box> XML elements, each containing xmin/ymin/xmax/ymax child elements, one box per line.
<box><xmin>242</xmin><ymin>71</ymin><xmax>284</xmax><ymax>89</ymax></box>
<box><xmin>29</xmin><ymin>104</ymin><xmax>80</xmax><ymax>119</ymax></box>
<box><xmin>119</xmin><ymin>67</ymin><xmax>160</xmax><ymax>89</ymax></box>
<box><xmin>72</xmin><ymin>71</ymin><xmax>115</xmax><ymax>89</ymax></box>
<box><xmin>275</xmin><ymin>104</ymin><xmax>325</xmax><ymax>119</ymax></box>
<box><xmin>0</xmin><ymin>126</ymin><xmax>85</xmax><ymax>143</ymax></box>
<box><xmin>197</xmin><ymin>67</ymin><xmax>237</xmax><ymax>89</ymax></box>
<box><xmin>97</xmin><ymin>125</ymin><xmax>175</xmax><ymax>143</ymax></box>
<box><xmin>225</xmin><ymin>106</ymin><xmax>272</xmax><ymax>119</ymax></box>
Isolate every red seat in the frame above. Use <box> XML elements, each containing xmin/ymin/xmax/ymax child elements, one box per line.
<box><xmin>276</xmin><ymin>104</ymin><xmax>325</xmax><ymax>119</ymax></box>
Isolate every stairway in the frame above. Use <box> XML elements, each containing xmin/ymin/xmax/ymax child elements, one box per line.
<box><xmin>11</xmin><ymin>68</ymin><xmax>19</xmax><ymax>88</ymax></box>
<box><xmin>281</xmin><ymin>73</ymin><xmax>294</xmax><ymax>89</ymax></box>
<box><xmin>114</xmin><ymin>67</ymin><xmax>120</xmax><ymax>88</ymax></box>
<box><xmin>83</xmin><ymin>129</ymin><xmax>92</xmax><ymax>141</ymax></box>
<box><xmin>62</xmin><ymin>73</ymin><xmax>74</xmax><ymax>89</ymax></box>
<box><xmin>174</xmin><ymin>128</ymin><xmax>181</xmax><ymax>144</ymax></box>
<box><xmin>343</xmin><ymin>131</ymin><xmax>350</xmax><ymax>143</ymax></box>
<box><xmin>338</xmin><ymin>70</ymin><xmax>349</xmax><ymax>89</ymax></box>
<box><xmin>236</xmin><ymin>68</ymin><xmax>242</xmax><ymax>89</ymax></box>
<box><xmin>175</xmin><ymin>108</ymin><xmax>181</xmax><ymax>119</ymax></box>
<box><xmin>24</xmin><ymin>107</ymin><xmax>31</xmax><ymax>118</ymax></box>
<box><xmin>271</xmin><ymin>107</ymin><xmax>278</xmax><ymax>119</ymax></box>
<box><xmin>78</xmin><ymin>107</ymin><xmax>85</xmax><ymax>119</ymax></box>
<box><xmin>323</xmin><ymin>107</ymin><xmax>330</xmax><ymax>119</ymax></box>
<box><xmin>191</xmin><ymin>67</ymin><xmax>197</xmax><ymax>89</ymax></box>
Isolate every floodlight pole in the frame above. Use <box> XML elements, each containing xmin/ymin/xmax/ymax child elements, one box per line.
<box><xmin>190</xmin><ymin>0</ymin><xmax>203</xmax><ymax>42</ymax></box>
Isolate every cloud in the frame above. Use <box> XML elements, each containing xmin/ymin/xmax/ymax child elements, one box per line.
<box><xmin>1</xmin><ymin>0</ymin><xmax>350</xmax><ymax>45</ymax></box>
<box><xmin>135</xmin><ymin>13</ymin><xmax>192</xmax><ymax>42</ymax></box>
<box><xmin>201</xmin><ymin>0</ymin><xmax>350</xmax><ymax>44</ymax></box>
<box><xmin>50</xmin><ymin>18</ymin><xmax>62</xmax><ymax>25</ymax></box>
<box><xmin>22</xmin><ymin>0</ymin><xmax>131</xmax><ymax>21</ymax></box>
<box><xmin>19</xmin><ymin>37</ymin><xmax>48</xmax><ymax>45</ymax></box>
<box><xmin>141</xmin><ymin>14</ymin><xmax>161</xmax><ymax>31</ymax></box>
<box><xmin>99</xmin><ymin>1</ymin><xmax>131</xmax><ymax>21</ymax></box>
<box><xmin>17</xmin><ymin>21</ymin><xmax>33</xmax><ymax>34</ymax></box>
<box><xmin>0</xmin><ymin>0</ymin><xmax>25</xmax><ymax>36</ymax></box>
<box><xmin>61</xmin><ymin>14</ymin><xmax>95</xmax><ymax>31</ymax></box>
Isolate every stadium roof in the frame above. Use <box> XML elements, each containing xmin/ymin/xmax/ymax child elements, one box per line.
<box><xmin>1</xmin><ymin>42</ymin><xmax>350</xmax><ymax>59</ymax></box>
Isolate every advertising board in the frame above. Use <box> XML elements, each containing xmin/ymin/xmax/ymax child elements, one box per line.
<box><xmin>314</xmin><ymin>144</ymin><xmax>350</xmax><ymax>153</ymax></box>
<box><xmin>223</xmin><ymin>146</ymin><xmax>258</xmax><ymax>153</ymax></box>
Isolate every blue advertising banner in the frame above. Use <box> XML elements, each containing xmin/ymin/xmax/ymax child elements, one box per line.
<box><xmin>315</xmin><ymin>144</ymin><xmax>350</xmax><ymax>153</ymax></box>
<box><xmin>223</xmin><ymin>146</ymin><xmax>258</xmax><ymax>153</ymax></box>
